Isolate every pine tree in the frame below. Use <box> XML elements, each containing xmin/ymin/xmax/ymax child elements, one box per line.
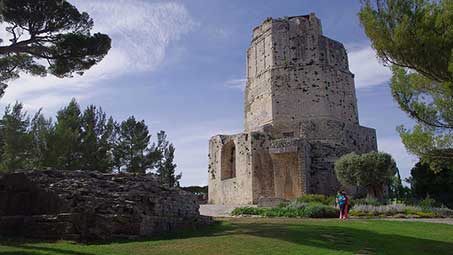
<box><xmin>48</xmin><ymin>99</ymin><xmax>82</xmax><ymax>170</ymax></box>
<box><xmin>114</xmin><ymin>116</ymin><xmax>153</xmax><ymax>174</ymax></box>
<box><xmin>156</xmin><ymin>131</ymin><xmax>181</xmax><ymax>187</ymax></box>
<box><xmin>29</xmin><ymin>110</ymin><xmax>54</xmax><ymax>169</ymax></box>
<box><xmin>0</xmin><ymin>102</ymin><xmax>32</xmax><ymax>171</ymax></box>
<box><xmin>80</xmin><ymin>105</ymin><xmax>115</xmax><ymax>172</ymax></box>
<box><xmin>0</xmin><ymin>0</ymin><xmax>111</xmax><ymax>97</ymax></box>
<box><xmin>359</xmin><ymin>0</ymin><xmax>453</xmax><ymax>170</ymax></box>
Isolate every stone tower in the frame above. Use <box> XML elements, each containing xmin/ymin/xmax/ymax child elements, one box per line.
<box><xmin>208</xmin><ymin>14</ymin><xmax>377</xmax><ymax>205</ymax></box>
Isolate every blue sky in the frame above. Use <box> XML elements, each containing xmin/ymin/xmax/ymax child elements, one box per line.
<box><xmin>0</xmin><ymin>0</ymin><xmax>418</xmax><ymax>186</ymax></box>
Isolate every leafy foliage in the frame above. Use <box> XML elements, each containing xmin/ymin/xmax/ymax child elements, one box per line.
<box><xmin>49</xmin><ymin>99</ymin><xmax>83</xmax><ymax>170</ymax></box>
<box><xmin>79</xmin><ymin>105</ymin><xmax>116</xmax><ymax>172</ymax></box>
<box><xmin>231</xmin><ymin>203</ymin><xmax>339</xmax><ymax>218</ymax></box>
<box><xmin>407</xmin><ymin>161</ymin><xmax>453</xmax><ymax>208</ymax></box>
<box><xmin>350</xmin><ymin>203</ymin><xmax>453</xmax><ymax>218</ymax></box>
<box><xmin>0</xmin><ymin>99</ymin><xmax>178</xmax><ymax>179</ymax></box>
<box><xmin>29</xmin><ymin>110</ymin><xmax>53</xmax><ymax>169</ymax></box>
<box><xmin>0</xmin><ymin>0</ymin><xmax>111</xmax><ymax>96</ymax></box>
<box><xmin>359</xmin><ymin>0</ymin><xmax>453</xmax><ymax>170</ymax></box>
<box><xmin>114</xmin><ymin>116</ymin><xmax>154</xmax><ymax>174</ymax></box>
<box><xmin>387</xmin><ymin>164</ymin><xmax>412</xmax><ymax>202</ymax></box>
<box><xmin>335</xmin><ymin>152</ymin><xmax>398</xmax><ymax>201</ymax></box>
<box><xmin>350</xmin><ymin>198</ymin><xmax>383</xmax><ymax>207</ymax></box>
<box><xmin>393</xmin><ymin>66</ymin><xmax>453</xmax><ymax>170</ymax></box>
<box><xmin>294</xmin><ymin>194</ymin><xmax>335</xmax><ymax>206</ymax></box>
<box><xmin>155</xmin><ymin>131</ymin><xmax>181</xmax><ymax>187</ymax></box>
<box><xmin>181</xmin><ymin>186</ymin><xmax>208</xmax><ymax>195</ymax></box>
<box><xmin>0</xmin><ymin>102</ymin><xmax>31</xmax><ymax>171</ymax></box>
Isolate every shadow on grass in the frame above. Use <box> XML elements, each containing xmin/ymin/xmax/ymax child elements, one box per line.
<box><xmin>0</xmin><ymin>238</ymin><xmax>94</xmax><ymax>255</ymax></box>
<box><xmin>1</xmin><ymin>219</ymin><xmax>453</xmax><ymax>255</ymax></box>
<box><xmin>149</xmin><ymin>219</ymin><xmax>453</xmax><ymax>255</ymax></box>
<box><xmin>0</xmin><ymin>245</ymin><xmax>93</xmax><ymax>255</ymax></box>
<box><xmin>243</xmin><ymin>220</ymin><xmax>453</xmax><ymax>255</ymax></box>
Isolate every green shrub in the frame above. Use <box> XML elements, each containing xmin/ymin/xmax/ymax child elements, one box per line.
<box><xmin>431</xmin><ymin>207</ymin><xmax>453</xmax><ymax>217</ymax></box>
<box><xmin>349</xmin><ymin>211</ymin><xmax>370</xmax><ymax>217</ymax></box>
<box><xmin>302</xmin><ymin>203</ymin><xmax>339</xmax><ymax>218</ymax></box>
<box><xmin>295</xmin><ymin>194</ymin><xmax>335</xmax><ymax>206</ymax></box>
<box><xmin>415</xmin><ymin>211</ymin><xmax>437</xmax><ymax>218</ymax></box>
<box><xmin>285</xmin><ymin>201</ymin><xmax>308</xmax><ymax>210</ymax></box>
<box><xmin>351</xmin><ymin>198</ymin><xmax>383</xmax><ymax>207</ymax></box>
<box><xmin>231</xmin><ymin>207</ymin><xmax>265</xmax><ymax>216</ymax></box>
<box><xmin>231</xmin><ymin>203</ymin><xmax>339</xmax><ymax>218</ymax></box>
<box><xmin>419</xmin><ymin>197</ymin><xmax>437</xmax><ymax>210</ymax></box>
<box><xmin>277</xmin><ymin>202</ymin><xmax>289</xmax><ymax>208</ymax></box>
<box><xmin>350</xmin><ymin>203</ymin><xmax>450</xmax><ymax>218</ymax></box>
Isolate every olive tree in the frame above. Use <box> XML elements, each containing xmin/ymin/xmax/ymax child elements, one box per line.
<box><xmin>335</xmin><ymin>152</ymin><xmax>398</xmax><ymax>201</ymax></box>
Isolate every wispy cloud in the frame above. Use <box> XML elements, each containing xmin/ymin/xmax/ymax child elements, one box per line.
<box><xmin>347</xmin><ymin>45</ymin><xmax>392</xmax><ymax>89</ymax></box>
<box><xmin>224</xmin><ymin>78</ymin><xmax>246</xmax><ymax>91</ymax></box>
<box><xmin>75</xmin><ymin>0</ymin><xmax>195</xmax><ymax>72</ymax></box>
<box><xmin>1</xmin><ymin>0</ymin><xmax>194</xmax><ymax>113</ymax></box>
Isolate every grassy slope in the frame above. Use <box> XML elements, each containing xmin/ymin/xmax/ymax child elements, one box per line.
<box><xmin>0</xmin><ymin>218</ymin><xmax>453</xmax><ymax>255</ymax></box>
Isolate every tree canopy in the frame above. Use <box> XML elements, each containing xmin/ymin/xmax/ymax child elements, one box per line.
<box><xmin>0</xmin><ymin>99</ymin><xmax>180</xmax><ymax>183</ymax></box>
<box><xmin>335</xmin><ymin>152</ymin><xmax>398</xmax><ymax>201</ymax></box>
<box><xmin>407</xmin><ymin>161</ymin><xmax>453</xmax><ymax>208</ymax></box>
<box><xmin>359</xmin><ymin>0</ymin><xmax>453</xmax><ymax>170</ymax></box>
<box><xmin>0</xmin><ymin>0</ymin><xmax>111</xmax><ymax>96</ymax></box>
<box><xmin>155</xmin><ymin>131</ymin><xmax>181</xmax><ymax>187</ymax></box>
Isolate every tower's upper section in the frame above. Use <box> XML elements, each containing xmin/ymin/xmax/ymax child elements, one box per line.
<box><xmin>244</xmin><ymin>14</ymin><xmax>360</xmax><ymax>137</ymax></box>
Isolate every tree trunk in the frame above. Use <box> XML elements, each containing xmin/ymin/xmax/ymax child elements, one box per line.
<box><xmin>367</xmin><ymin>184</ymin><xmax>384</xmax><ymax>202</ymax></box>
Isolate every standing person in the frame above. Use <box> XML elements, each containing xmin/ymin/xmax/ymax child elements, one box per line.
<box><xmin>336</xmin><ymin>191</ymin><xmax>346</xmax><ymax>220</ymax></box>
<box><xmin>342</xmin><ymin>191</ymin><xmax>349</xmax><ymax>220</ymax></box>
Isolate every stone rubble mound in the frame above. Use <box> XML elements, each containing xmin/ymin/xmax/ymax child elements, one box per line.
<box><xmin>0</xmin><ymin>170</ymin><xmax>212</xmax><ymax>241</ymax></box>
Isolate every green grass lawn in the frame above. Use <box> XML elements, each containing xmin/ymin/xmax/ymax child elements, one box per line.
<box><xmin>1</xmin><ymin>218</ymin><xmax>453</xmax><ymax>255</ymax></box>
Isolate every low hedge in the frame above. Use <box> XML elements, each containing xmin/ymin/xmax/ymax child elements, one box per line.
<box><xmin>294</xmin><ymin>194</ymin><xmax>335</xmax><ymax>206</ymax></box>
<box><xmin>350</xmin><ymin>204</ymin><xmax>453</xmax><ymax>218</ymax></box>
<box><xmin>232</xmin><ymin>203</ymin><xmax>339</xmax><ymax>218</ymax></box>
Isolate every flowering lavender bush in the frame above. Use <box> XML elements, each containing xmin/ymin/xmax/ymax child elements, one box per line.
<box><xmin>351</xmin><ymin>203</ymin><xmax>453</xmax><ymax>218</ymax></box>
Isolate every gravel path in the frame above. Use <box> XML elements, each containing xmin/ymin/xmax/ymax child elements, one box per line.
<box><xmin>199</xmin><ymin>204</ymin><xmax>255</xmax><ymax>217</ymax></box>
<box><xmin>200</xmin><ymin>205</ymin><xmax>453</xmax><ymax>225</ymax></box>
<box><xmin>369</xmin><ymin>218</ymin><xmax>453</xmax><ymax>225</ymax></box>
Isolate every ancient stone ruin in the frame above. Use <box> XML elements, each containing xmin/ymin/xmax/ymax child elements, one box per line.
<box><xmin>208</xmin><ymin>13</ymin><xmax>377</xmax><ymax>205</ymax></box>
<box><xmin>0</xmin><ymin>170</ymin><xmax>211</xmax><ymax>241</ymax></box>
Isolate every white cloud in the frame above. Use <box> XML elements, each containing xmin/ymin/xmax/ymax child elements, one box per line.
<box><xmin>378</xmin><ymin>137</ymin><xmax>418</xmax><ymax>183</ymax></box>
<box><xmin>75</xmin><ymin>0</ymin><xmax>195</xmax><ymax>71</ymax></box>
<box><xmin>1</xmin><ymin>0</ymin><xmax>194</xmax><ymax>113</ymax></box>
<box><xmin>224</xmin><ymin>78</ymin><xmax>246</xmax><ymax>91</ymax></box>
<box><xmin>347</xmin><ymin>45</ymin><xmax>392</xmax><ymax>89</ymax></box>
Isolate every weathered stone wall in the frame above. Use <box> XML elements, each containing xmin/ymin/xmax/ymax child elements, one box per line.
<box><xmin>250</xmin><ymin>132</ymin><xmax>275</xmax><ymax>203</ymax></box>
<box><xmin>208</xmin><ymin>13</ymin><xmax>378</xmax><ymax>204</ymax></box>
<box><xmin>0</xmin><ymin>170</ymin><xmax>211</xmax><ymax>241</ymax></box>
<box><xmin>245</xmin><ymin>14</ymin><xmax>360</xmax><ymax>136</ymax></box>
<box><xmin>208</xmin><ymin>134</ymin><xmax>254</xmax><ymax>204</ymax></box>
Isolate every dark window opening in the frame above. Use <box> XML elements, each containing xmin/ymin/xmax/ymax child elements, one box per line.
<box><xmin>221</xmin><ymin>141</ymin><xmax>236</xmax><ymax>180</ymax></box>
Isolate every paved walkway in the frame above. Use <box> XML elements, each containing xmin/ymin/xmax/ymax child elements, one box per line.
<box><xmin>370</xmin><ymin>218</ymin><xmax>453</xmax><ymax>225</ymax></box>
<box><xmin>199</xmin><ymin>204</ymin><xmax>255</xmax><ymax>217</ymax></box>
<box><xmin>199</xmin><ymin>205</ymin><xmax>453</xmax><ymax>225</ymax></box>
